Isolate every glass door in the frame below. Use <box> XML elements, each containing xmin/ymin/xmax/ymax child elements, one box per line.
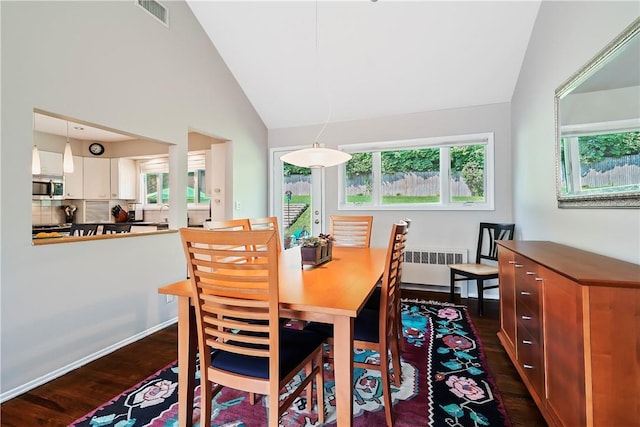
<box><xmin>270</xmin><ymin>147</ymin><xmax>325</xmax><ymax>249</ymax></box>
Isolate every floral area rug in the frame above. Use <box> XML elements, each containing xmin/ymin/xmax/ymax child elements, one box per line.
<box><xmin>70</xmin><ymin>299</ymin><xmax>511</xmax><ymax>427</ymax></box>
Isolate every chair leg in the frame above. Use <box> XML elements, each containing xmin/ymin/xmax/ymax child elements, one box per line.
<box><xmin>379</xmin><ymin>345</ymin><xmax>394</xmax><ymax>427</ymax></box>
<box><xmin>268</xmin><ymin>393</ymin><xmax>280</xmax><ymax>426</ymax></box>
<box><xmin>200</xmin><ymin>376</ymin><xmax>212</xmax><ymax>427</ymax></box>
<box><xmin>390</xmin><ymin>339</ymin><xmax>402</xmax><ymax>387</ymax></box>
<box><xmin>449</xmin><ymin>270</ymin><xmax>456</xmax><ymax>302</ymax></box>
<box><xmin>477</xmin><ymin>279</ymin><xmax>484</xmax><ymax>316</ymax></box>
<box><xmin>315</xmin><ymin>351</ymin><xmax>325</xmax><ymax>424</ymax></box>
<box><xmin>305</xmin><ymin>361</ymin><xmax>313</xmax><ymax>411</ymax></box>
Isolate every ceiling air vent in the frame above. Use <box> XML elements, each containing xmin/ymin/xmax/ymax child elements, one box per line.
<box><xmin>136</xmin><ymin>0</ymin><xmax>169</xmax><ymax>27</ymax></box>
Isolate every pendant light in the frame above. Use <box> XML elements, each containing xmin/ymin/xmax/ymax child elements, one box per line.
<box><xmin>32</xmin><ymin>113</ymin><xmax>41</xmax><ymax>174</ymax></box>
<box><xmin>280</xmin><ymin>1</ymin><xmax>352</xmax><ymax>169</ymax></box>
<box><xmin>32</xmin><ymin>146</ymin><xmax>41</xmax><ymax>175</ymax></box>
<box><xmin>63</xmin><ymin>120</ymin><xmax>74</xmax><ymax>173</ymax></box>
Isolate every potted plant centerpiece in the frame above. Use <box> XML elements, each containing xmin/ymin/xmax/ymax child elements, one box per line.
<box><xmin>300</xmin><ymin>233</ymin><xmax>334</xmax><ymax>267</ymax></box>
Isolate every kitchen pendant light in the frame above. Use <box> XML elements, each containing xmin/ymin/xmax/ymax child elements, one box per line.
<box><xmin>279</xmin><ymin>1</ymin><xmax>351</xmax><ymax>169</ymax></box>
<box><xmin>32</xmin><ymin>112</ymin><xmax>41</xmax><ymax>174</ymax></box>
<box><xmin>63</xmin><ymin>120</ymin><xmax>74</xmax><ymax>173</ymax></box>
<box><xmin>32</xmin><ymin>145</ymin><xmax>41</xmax><ymax>174</ymax></box>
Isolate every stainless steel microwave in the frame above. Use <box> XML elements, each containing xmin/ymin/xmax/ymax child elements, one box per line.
<box><xmin>32</xmin><ymin>175</ymin><xmax>64</xmax><ymax>200</ymax></box>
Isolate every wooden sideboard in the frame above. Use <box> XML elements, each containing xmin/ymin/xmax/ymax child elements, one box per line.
<box><xmin>497</xmin><ymin>241</ymin><xmax>639</xmax><ymax>427</ymax></box>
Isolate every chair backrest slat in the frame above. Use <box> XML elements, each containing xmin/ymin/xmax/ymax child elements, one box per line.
<box><xmin>330</xmin><ymin>215</ymin><xmax>373</xmax><ymax>248</ymax></box>
<box><xmin>69</xmin><ymin>223</ymin><xmax>99</xmax><ymax>236</ymax></box>
<box><xmin>102</xmin><ymin>223</ymin><xmax>132</xmax><ymax>234</ymax></box>
<box><xmin>476</xmin><ymin>222</ymin><xmax>515</xmax><ymax>263</ymax></box>
<box><xmin>249</xmin><ymin>216</ymin><xmax>282</xmax><ymax>252</ymax></box>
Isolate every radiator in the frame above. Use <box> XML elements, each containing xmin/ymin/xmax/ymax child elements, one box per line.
<box><xmin>402</xmin><ymin>247</ymin><xmax>470</xmax><ymax>296</ymax></box>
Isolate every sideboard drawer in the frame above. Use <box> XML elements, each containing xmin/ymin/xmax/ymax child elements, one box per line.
<box><xmin>516</xmin><ymin>303</ymin><xmax>541</xmax><ymax>341</ymax></box>
<box><xmin>517</xmin><ymin>325</ymin><xmax>544</xmax><ymax>398</ymax></box>
<box><xmin>515</xmin><ymin>257</ymin><xmax>541</xmax><ymax>308</ymax></box>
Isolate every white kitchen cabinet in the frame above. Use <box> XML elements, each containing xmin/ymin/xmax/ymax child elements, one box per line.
<box><xmin>38</xmin><ymin>151</ymin><xmax>63</xmax><ymax>176</ymax></box>
<box><xmin>64</xmin><ymin>156</ymin><xmax>84</xmax><ymax>198</ymax></box>
<box><xmin>110</xmin><ymin>158</ymin><xmax>137</xmax><ymax>200</ymax></box>
<box><xmin>83</xmin><ymin>157</ymin><xmax>110</xmax><ymax>199</ymax></box>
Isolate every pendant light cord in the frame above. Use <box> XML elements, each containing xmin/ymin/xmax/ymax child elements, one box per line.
<box><xmin>314</xmin><ymin>0</ymin><xmax>331</xmax><ymax>145</ymax></box>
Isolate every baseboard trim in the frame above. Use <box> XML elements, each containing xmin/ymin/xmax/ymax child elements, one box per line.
<box><xmin>0</xmin><ymin>317</ymin><xmax>178</xmax><ymax>403</ymax></box>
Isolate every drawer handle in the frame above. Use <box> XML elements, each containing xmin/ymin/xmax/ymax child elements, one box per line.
<box><xmin>523</xmin><ymin>364</ymin><xmax>534</xmax><ymax>369</ymax></box>
<box><xmin>508</xmin><ymin>260</ymin><xmax>517</xmax><ymax>264</ymax></box>
<box><xmin>515</xmin><ymin>264</ymin><xmax>523</xmax><ymax>268</ymax></box>
<box><xmin>522</xmin><ymin>339</ymin><xmax>533</xmax><ymax>345</ymax></box>
<box><xmin>520</xmin><ymin>291</ymin><xmax>531</xmax><ymax>296</ymax></box>
<box><xmin>521</xmin><ymin>315</ymin><xmax>532</xmax><ymax>320</ymax></box>
<box><xmin>535</xmin><ymin>277</ymin><xmax>543</xmax><ymax>282</ymax></box>
<box><xmin>526</xmin><ymin>271</ymin><xmax>536</xmax><ymax>275</ymax></box>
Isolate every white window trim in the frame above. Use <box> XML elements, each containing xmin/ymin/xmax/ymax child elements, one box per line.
<box><xmin>338</xmin><ymin>132</ymin><xmax>495</xmax><ymax>211</ymax></box>
<box><xmin>560</xmin><ymin>118</ymin><xmax>640</xmax><ymax>138</ymax></box>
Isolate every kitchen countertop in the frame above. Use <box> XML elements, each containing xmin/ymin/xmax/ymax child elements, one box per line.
<box><xmin>32</xmin><ymin>228</ymin><xmax>177</xmax><ymax>245</ymax></box>
<box><xmin>32</xmin><ymin>222</ymin><xmax>172</xmax><ymax>244</ymax></box>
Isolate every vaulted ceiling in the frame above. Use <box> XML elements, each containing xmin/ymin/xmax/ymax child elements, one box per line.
<box><xmin>187</xmin><ymin>1</ymin><xmax>541</xmax><ymax>130</ymax></box>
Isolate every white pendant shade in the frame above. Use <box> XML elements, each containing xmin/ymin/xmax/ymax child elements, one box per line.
<box><xmin>63</xmin><ymin>120</ymin><xmax>74</xmax><ymax>173</ymax></box>
<box><xmin>32</xmin><ymin>146</ymin><xmax>41</xmax><ymax>175</ymax></box>
<box><xmin>280</xmin><ymin>143</ymin><xmax>352</xmax><ymax>169</ymax></box>
<box><xmin>63</xmin><ymin>141</ymin><xmax>74</xmax><ymax>173</ymax></box>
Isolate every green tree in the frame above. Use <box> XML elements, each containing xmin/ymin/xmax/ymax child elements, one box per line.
<box><xmin>381</xmin><ymin>149</ymin><xmax>439</xmax><ymax>173</ymax></box>
<box><xmin>345</xmin><ymin>152</ymin><xmax>372</xmax><ymax>178</ymax></box>
<box><xmin>283</xmin><ymin>162</ymin><xmax>311</xmax><ymax>176</ymax></box>
<box><xmin>578</xmin><ymin>132</ymin><xmax>640</xmax><ymax>163</ymax></box>
<box><xmin>451</xmin><ymin>145</ymin><xmax>484</xmax><ymax>196</ymax></box>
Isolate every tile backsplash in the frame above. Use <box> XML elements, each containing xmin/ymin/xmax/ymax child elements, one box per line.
<box><xmin>32</xmin><ymin>200</ymin><xmax>66</xmax><ymax>225</ymax></box>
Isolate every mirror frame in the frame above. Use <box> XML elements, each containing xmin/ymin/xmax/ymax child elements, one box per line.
<box><xmin>555</xmin><ymin>18</ymin><xmax>640</xmax><ymax>208</ymax></box>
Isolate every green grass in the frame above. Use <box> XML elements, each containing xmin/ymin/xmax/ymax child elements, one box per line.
<box><xmin>346</xmin><ymin>195</ymin><xmax>484</xmax><ymax>204</ymax></box>
<box><xmin>284</xmin><ymin>193</ymin><xmax>484</xmax><ymax>240</ymax></box>
<box><xmin>283</xmin><ymin>195</ymin><xmax>311</xmax><ymax>235</ymax></box>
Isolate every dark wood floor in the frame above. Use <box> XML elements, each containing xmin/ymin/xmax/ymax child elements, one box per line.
<box><xmin>0</xmin><ymin>290</ymin><xmax>547</xmax><ymax>426</ymax></box>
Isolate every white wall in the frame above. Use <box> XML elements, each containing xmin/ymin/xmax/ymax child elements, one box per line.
<box><xmin>511</xmin><ymin>1</ymin><xmax>640</xmax><ymax>264</ymax></box>
<box><xmin>0</xmin><ymin>1</ymin><xmax>267</xmax><ymax>397</ymax></box>
<box><xmin>269</xmin><ymin>102</ymin><xmax>514</xmax><ymax>267</ymax></box>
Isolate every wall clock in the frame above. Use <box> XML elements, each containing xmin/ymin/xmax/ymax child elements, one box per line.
<box><xmin>89</xmin><ymin>142</ymin><xmax>105</xmax><ymax>156</ymax></box>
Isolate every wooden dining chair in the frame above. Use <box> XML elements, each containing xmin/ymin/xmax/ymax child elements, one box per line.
<box><xmin>307</xmin><ymin>220</ymin><xmax>408</xmax><ymax>427</ymax></box>
<box><xmin>69</xmin><ymin>223</ymin><xmax>98</xmax><ymax>236</ymax></box>
<box><xmin>249</xmin><ymin>216</ymin><xmax>282</xmax><ymax>252</ymax></box>
<box><xmin>448</xmin><ymin>222</ymin><xmax>515</xmax><ymax>315</ymax></box>
<box><xmin>329</xmin><ymin>215</ymin><xmax>373</xmax><ymax>248</ymax></box>
<box><xmin>365</xmin><ymin>218</ymin><xmax>412</xmax><ymax>350</ymax></box>
<box><xmin>180</xmin><ymin>228</ymin><xmax>325</xmax><ymax>426</ymax></box>
<box><xmin>203</xmin><ymin>218</ymin><xmax>251</xmax><ymax>231</ymax></box>
<box><xmin>101</xmin><ymin>223</ymin><xmax>132</xmax><ymax>234</ymax></box>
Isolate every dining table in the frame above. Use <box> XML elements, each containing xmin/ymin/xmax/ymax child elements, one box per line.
<box><xmin>158</xmin><ymin>245</ymin><xmax>387</xmax><ymax>427</ymax></box>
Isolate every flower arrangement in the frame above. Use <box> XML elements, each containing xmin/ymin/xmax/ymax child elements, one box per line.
<box><xmin>300</xmin><ymin>233</ymin><xmax>334</xmax><ymax>247</ymax></box>
<box><xmin>300</xmin><ymin>233</ymin><xmax>334</xmax><ymax>267</ymax></box>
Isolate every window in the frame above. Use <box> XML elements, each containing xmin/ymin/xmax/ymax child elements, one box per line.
<box><xmin>140</xmin><ymin>153</ymin><xmax>211</xmax><ymax>205</ymax></box>
<box><xmin>560</xmin><ymin>119</ymin><xmax>640</xmax><ymax>196</ymax></box>
<box><xmin>339</xmin><ymin>133</ymin><xmax>494</xmax><ymax>210</ymax></box>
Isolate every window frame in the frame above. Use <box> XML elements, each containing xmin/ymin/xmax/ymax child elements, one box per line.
<box><xmin>560</xmin><ymin>118</ymin><xmax>640</xmax><ymax>195</ymax></box>
<box><xmin>338</xmin><ymin>132</ymin><xmax>495</xmax><ymax>211</ymax></box>
<box><xmin>139</xmin><ymin>153</ymin><xmax>210</xmax><ymax>208</ymax></box>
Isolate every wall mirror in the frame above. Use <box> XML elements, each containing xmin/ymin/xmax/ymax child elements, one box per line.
<box><xmin>555</xmin><ymin>18</ymin><xmax>640</xmax><ymax>208</ymax></box>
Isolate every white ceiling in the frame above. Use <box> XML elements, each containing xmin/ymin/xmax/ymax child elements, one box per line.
<box><xmin>187</xmin><ymin>0</ymin><xmax>541</xmax><ymax>130</ymax></box>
